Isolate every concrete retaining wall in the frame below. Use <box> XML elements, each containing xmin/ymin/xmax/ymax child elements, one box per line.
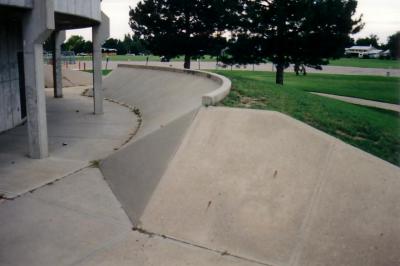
<box><xmin>0</xmin><ymin>22</ymin><xmax>24</xmax><ymax>133</ymax></box>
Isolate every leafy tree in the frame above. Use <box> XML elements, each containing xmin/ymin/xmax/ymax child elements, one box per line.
<box><xmin>224</xmin><ymin>0</ymin><xmax>363</xmax><ymax>84</ymax></box>
<box><xmin>129</xmin><ymin>0</ymin><xmax>242</xmax><ymax>69</ymax></box>
<box><xmin>356</xmin><ymin>34</ymin><xmax>379</xmax><ymax>48</ymax></box>
<box><xmin>103</xmin><ymin>38</ymin><xmax>119</xmax><ymax>50</ymax></box>
<box><xmin>386</xmin><ymin>32</ymin><xmax>400</xmax><ymax>59</ymax></box>
<box><xmin>63</xmin><ymin>35</ymin><xmax>92</xmax><ymax>54</ymax></box>
<box><xmin>103</xmin><ymin>35</ymin><xmax>148</xmax><ymax>55</ymax></box>
<box><xmin>64</xmin><ymin>35</ymin><xmax>85</xmax><ymax>52</ymax></box>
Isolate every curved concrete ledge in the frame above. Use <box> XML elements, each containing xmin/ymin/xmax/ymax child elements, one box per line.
<box><xmin>117</xmin><ymin>64</ymin><xmax>231</xmax><ymax>106</ymax></box>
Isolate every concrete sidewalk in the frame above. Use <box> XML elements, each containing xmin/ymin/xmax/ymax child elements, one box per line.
<box><xmin>0</xmin><ymin>87</ymin><xmax>138</xmax><ymax>199</ymax></box>
<box><xmin>1</xmin><ymin>167</ymin><xmax>255</xmax><ymax>266</ymax></box>
<box><xmin>311</xmin><ymin>92</ymin><xmax>400</xmax><ymax>112</ymax></box>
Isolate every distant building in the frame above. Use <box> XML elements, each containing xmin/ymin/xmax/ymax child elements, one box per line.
<box><xmin>102</xmin><ymin>48</ymin><xmax>118</xmax><ymax>56</ymax></box>
<box><xmin>0</xmin><ymin>0</ymin><xmax>109</xmax><ymax>159</ymax></box>
<box><xmin>345</xmin><ymin>45</ymin><xmax>383</xmax><ymax>58</ymax></box>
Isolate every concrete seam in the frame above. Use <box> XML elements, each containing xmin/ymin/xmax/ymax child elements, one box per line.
<box><xmin>132</xmin><ymin>227</ymin><xmax>275</xmax><ymax>266</ymax></box>
<box><xmin>68</xmin><ymin>230</ymin><xmax>131</xmax><ymax>266</ymax></box>
<box><xmin>2</xmin><ymin>165</ymin><xmax>89</xmax><ymax>200</ymax></box>
<box><xmin>288</xmin><ymin>141</ymin><xmax>337</xmax><ymax>266</ymax></box>
<box><xmin>29</xmin><ymin>192</ymin><xmax>130</xmax><ymax>228</ymax></box>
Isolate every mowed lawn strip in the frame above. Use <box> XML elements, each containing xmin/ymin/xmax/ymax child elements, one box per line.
<box><xmin>234</xmin><ymin>71</ymin><xmax>399</xmax><ymax>104</ymax></box>
<box><xmin>329</xmin><ymin>58</ymin><xmax>400</xmax><ymax>69</ymax></box>
<box><xmin>215</xmin><ymin>70</ymin><xmax>400</xmax><ymax>166</ymax></box>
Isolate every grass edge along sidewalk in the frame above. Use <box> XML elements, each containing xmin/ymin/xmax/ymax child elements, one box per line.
<box><xmin>215</xmin><ymin>70</ymin><xmax>400</xmax><ymax>166</ymax></box>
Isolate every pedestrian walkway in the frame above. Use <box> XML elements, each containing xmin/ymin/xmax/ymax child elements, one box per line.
<box><xmin>311</xmin><ymin>92</ymin><xmax>400</xmax><ymax>112</ymax></box>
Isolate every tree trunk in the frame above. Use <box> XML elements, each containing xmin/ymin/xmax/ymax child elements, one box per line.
<box><xmin>183</xmin><ymin>54</ymin><xmax>191</xmax><ymax>69</ymax></box>
<box><xmin>276</xmin><ymin>63</ymin><xmax>284</xmax><ymax>85</ymax></box>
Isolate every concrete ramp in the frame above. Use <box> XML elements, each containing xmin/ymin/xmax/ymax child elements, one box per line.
<box><xmin>102</xmin><ymin>65</ymin><xmax>221</xmax><ymax>139</ymax></box>
<box><xmin>99</xmin><ymin>65</ymin><xmax>399</xmax><ymax>265</ymax></box>
<box><xmin>103</xmin><ymin>105</ymin><xmax>399</xmax><ymax>266</ymax></box>
<box><xmin>101</xmin><ymin>65</ymin><xmax>229</xmax><ymax>224</ymax></box>
<box><xmin>139</xmin><ymin>107</ymin><xmax>400</xmax><ymax>266</ymax></box>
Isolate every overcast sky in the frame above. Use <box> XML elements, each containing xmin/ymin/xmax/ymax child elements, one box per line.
<box><xmin>68</xmin><ymin>0</ymin><xmax>400</xmax><ymax>44</ymax></box>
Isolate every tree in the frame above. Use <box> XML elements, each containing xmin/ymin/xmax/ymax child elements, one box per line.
<box><xmin>386</xmin><ymin>32</ymin><xmax>400</xmax><ymax>59</ymax></box>
<box><xmin>103</xmin><ymin>38</ymin><xmax>119</xmax><ymax>50</ymax></box>
<box><xmin>63</xmin><ymin>35</ymin><xmax>92</xmax><ymax>54</ymax></box>
<box><xmin>356</xmin><ymin>34</ymin><xmax>379</xmax><ymax>48</ymax></box>
<box><xmin>224</xmin><ymin>0</ymin><xmax>363</xmax><ymax>84</ymax></box>
<box><xmin>129</xmin><ymin>0</ymin><xmax>242</xmax><ymax>69</ymax></box>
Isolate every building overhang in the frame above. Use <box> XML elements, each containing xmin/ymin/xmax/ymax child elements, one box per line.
<box><xmin>55</xmin><ymin>12</ymin><xmax>100</xmax><ymax>31</ymax></box>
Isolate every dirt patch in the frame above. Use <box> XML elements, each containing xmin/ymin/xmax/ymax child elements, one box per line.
<box><xmin>238</xmin><ymin>95</ymin><xmax>268</xmax><ymax>108</ymax></box>
<box><xmin>336</xmin><ymin>130</ymin><xmax>367</xmax><ymax>141</ymax></box>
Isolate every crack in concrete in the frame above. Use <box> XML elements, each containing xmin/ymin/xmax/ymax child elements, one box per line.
<box><xmin>132</xmin><ymin>226</ymin><xmax>275</xmax><ymax>266</ymax></box>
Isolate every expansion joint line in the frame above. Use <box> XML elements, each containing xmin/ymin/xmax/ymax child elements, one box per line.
<box><xmin>132</xmin><ymin>226</ymin><xmax>275</xmax><ymax>266</ymax></box>
<box><xmin>103</xmin><ymin>97</ymin><xmax>143</xmax><ymax>149</ymax></box>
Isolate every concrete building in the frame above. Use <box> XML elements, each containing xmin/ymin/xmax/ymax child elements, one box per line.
<box><xmin>0</xmin><ymin>0</ymin><xmax>109</xmax><ymax>158</ymax></box>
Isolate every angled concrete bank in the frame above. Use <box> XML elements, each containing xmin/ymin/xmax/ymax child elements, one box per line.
<box><xmin>102</xmin><ymin>64</ymin><xmax>231</xmax><ymax>138</ymax></box>
<box><xmin>100</xmin><ymin>66</ymin><xmax>399</xmax><ymax>266</ymax></box>
<box><xmin>136</xmin><ymin>107</ymin><xmax>400</xmax><ymax>266</ymax></box>
<box><xmin>100</xmin><ymin>65</ymin><xmax>231</xmax><ymax>224</ymax></box>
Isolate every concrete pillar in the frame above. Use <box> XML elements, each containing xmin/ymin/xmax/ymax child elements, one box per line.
<box><xmin>92</xmin><ymin>12</ymin><xmax>110</xmax><ymax>114</ymax></box>
<box><xmin>52</xmin><ymin>30</ymin><xmax>66</xmax><ymax>98</ymax></box>
<box><xmin>22</xmin><ymin>0</ymin><xmax>55</xmax><ymax>159</ymax></box>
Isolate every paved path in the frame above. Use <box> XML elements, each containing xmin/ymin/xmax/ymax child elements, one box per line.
<box><xmin>72</xmin><ymin>60</ymin><xmax>400</xmax><ymax>77</ymax></box>
<box><xmin>0</xmin><ymin>87</ymin><xmax>138</xmax><ymax>199</ymax></box>
<box><xmin>1</xmin><ymin>66</ymin><xmax>399</xmax><ymax>266</ymax></box>
<box><xmin>311</xmin><ymin>92</ymin><xmax>400</xmax><ymax>112</ymax></box>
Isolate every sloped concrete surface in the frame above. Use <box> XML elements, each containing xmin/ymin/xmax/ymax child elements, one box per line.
<box><xmin>0</xmin><ymin>87</ymin><xmax>138</xmax><ymax>198</ymax></box>
<box><xmin>101</xmin><ymin>110</ymin><xmax>198</xmax><ymax>225</ymax></box>
<box><xmin>102</xmin><ymin>65</ymin><xmax>219</xmax><ymax>139</ymax></box>
<box><xmin>44</xmin><ymin>65</ymin><xmax>92</xmax><ymax>88</ymax></box>
<box><xmin>134</xmin><ymin>107</ymin><xmax>400</xmax><ymax>266</ymax></box>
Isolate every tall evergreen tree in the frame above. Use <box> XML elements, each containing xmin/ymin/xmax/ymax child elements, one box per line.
<box><xmin>129</xmin><ymin>0</ymin><xmax>242</xmax><ymax>69</ymax></box>
<box><xmin>224</xmin><ymin>0</ymin><xmax>363</xmax><ymax>84</ymax></box>
<box><xmin>386</xmin><ymin>32</ymin><xmax>400</xmax><ymax>59</ymax></box>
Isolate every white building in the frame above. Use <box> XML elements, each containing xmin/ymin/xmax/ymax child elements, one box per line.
<box><xmin>345</xmin><ymin>45</ymin><xmax>383</xmax><ymax>58</ymax></box>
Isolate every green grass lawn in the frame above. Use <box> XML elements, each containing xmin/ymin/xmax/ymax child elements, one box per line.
<box><xmin>215</xmin><ymin>70</ymin><xmax>400</xmax><ymax>166</ymax></box>
<box><xmin>329</xmin><ymin>58</ymin><xmax>400</xmax><ymax>69</ymax></box>
<box><xmin>268</xmin><ymin>72</ymin><xmax>399</xmax><ymax>104</ymax></box>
